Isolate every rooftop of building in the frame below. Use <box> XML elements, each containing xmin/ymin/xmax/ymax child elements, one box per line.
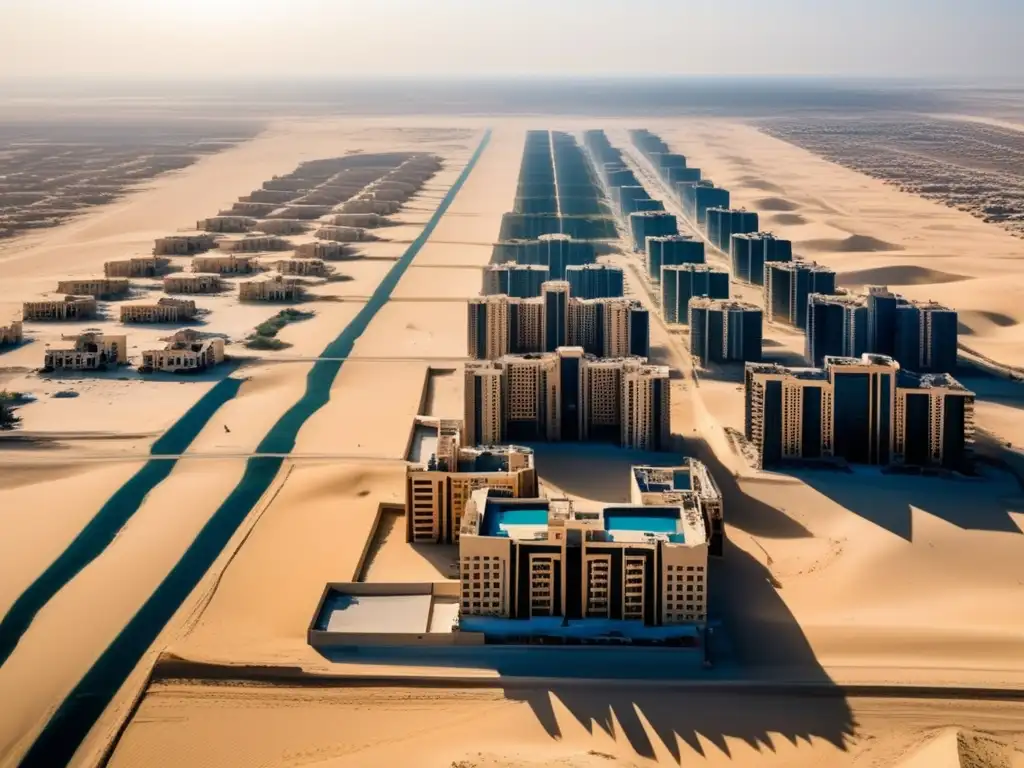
<box><xmin>564</xmin><ymin>263</ymin><xmax>622</xmax><ymax>272</ymax></box>
<box><xmin>662</xmin><ymin>263</ymin><xmax>726</xmax><ymax>273</ymax></box>
<box><xmin>647</xmin><ymin>234</ymin><xmax>697</xmax><ymax>243</ymax></box>
<box><xmin>809</xmin><ymin>292</ymin><xmax>866</xmax><ymax>307</ymax></box>
<box><xmin>705</xmin><ymin>206</ymin><xmax>753</xmax><ymax>214</ymax></box>
<box><xmin>745</xmin><ymin>361</ymin><xmax>828</xmax><ymax>381</ymax></box>
<box><xmin>474</xmin><ymin>495</ymin><xmax>705</xmax><ymax>546</ymax></box>
<box><xmin>825</xmin><ymin>353</ymin><xmax>900</xmax><ymax>370</ymax></box>
<box><xmin>897</xmin><ymin>370</ymin><xmax>973</xmax><ymax>394</ymax></box>
<box><xmin>632</xmin><ymin>465</ymin><xmax>691</xmax><ymax>493</ymax></box>
<box><xmin>688</xmin><ymin>297</ymin><xmax>761</xmax><ymax>312</ymax></box>
<box><xmin>733</xmin><ymin>231</ymin><xmax>783</xmax><ymax>241</ymax></box>
<box><xmin>629</xmin><ymin>211</ymin><xmax>676</xmax><ymax>219</ymax></box>
<box><xmin>488</xmin><ymin>262</ymin><xmax>550</xmax><ymax>272</ymax></box>
<box><xmin>896</xmin><ymin>299</ymin><xmax>955</xmax><ymax>314</ymax></box>
<box><xmin>768</xmin><ymin>260</ymin><xmax>834</xmax><ymax>274</ymax></box>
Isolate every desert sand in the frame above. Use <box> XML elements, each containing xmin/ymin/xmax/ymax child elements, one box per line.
<box><xmin>3</xmin><ymin>113</ymin><xmax>1024</xmax><ymax>768</ymax></box>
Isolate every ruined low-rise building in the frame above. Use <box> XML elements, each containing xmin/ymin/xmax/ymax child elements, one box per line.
<box><xmin>239</xmin><ymin>275</ymin><xmax>304</xmax><ymax>302</ymax></box>
<box><xmin>56</xmin><ymin>278</ymin><xmax>130</xmax><ymax>299</ymax></box>
<box><xmin>23</xmin><ymin>295</ymin><xmax>97</xmax><ymax>321</ymax></box>
<box><xmin>191</xmin><ymin>254</ymin><xmax>261</xmax><ymax>275</ymax></box>
<box><xmin>120</xmin><ymin>298</ymin><xmax>197</xmax><ymax>324</ymax></box>
<box><xmin>196</xmin><ymin>216</ymin><xmax>256</xmax><ymax>234</ymax></box>
<box><xmin>217</xmin><ymin>235</ymin><xmax>291</xmax><ymax>253</ymax></box>
<box><xmin>274</xmin><ymin>258</ymin><xmax>328</xmax><ymax>277</ymax></box>
<box><xmin>314</xmin><ymin>225</ymin><xmax>366</xmax><ymax>243</ymax></box>
<box><xmin>153</xmin><ymin>234</ymin><xmax>217</xmax><ymax>256</ymax></box>
<box><xmin>104</xmin><ymin>257</ymin><xmax>170</xmax><ymax>278</ymax></box>
<box><xmin>162</xmin><ymin>273</ymin><xmax>222</xmax><ymax>294</ymax></box>
<box><xmin>1</xmin><ymin>320</ymin><xmax>23</xmax><ymax>346</ymax></box>
<box><xmin>140</xmin><ymin>329</ymin><xmax>225</xmax><ymax>373</ymax></box>
<box><xmin>43</xmin><ymin>333</ymin><xmax>127</xmax><ymax>371</ymax></box>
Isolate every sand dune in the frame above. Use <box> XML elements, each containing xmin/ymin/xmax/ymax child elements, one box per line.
<box><xmin>837</xmin><ymin>265</ymin><xmax>969</xmax><ymax>287</ymax></box>
<box><xmin>752</xmin><ymin>196</ymin><xmax>800</xmax><ymax>211</ymax></box>
<box><xmin>800</xmin><ymin>233</ymin><xmax>905</xmax><ymax>253</ymax></box>
<box><xmin>767</xmin><ymin>212</ymin><xmax>808</xmax><ymax>226</ymax></box>
<box><xmin>896</xmin><ymin>727</ymin><xmax>1024</xmax><ymax>768</ymax></box>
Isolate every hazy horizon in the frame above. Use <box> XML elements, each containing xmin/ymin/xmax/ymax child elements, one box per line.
<box><xmin>1</xmin><ymin>0</ymin><xmax>1021</xmax><ymax>81</ymax></box>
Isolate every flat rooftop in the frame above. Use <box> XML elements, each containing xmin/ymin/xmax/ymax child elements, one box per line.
<box><xmin>633</xmin><ymin>466</ymin><xmax>692</xmax><ymax>493</ymax></box>
<box><xmin>314</xmin><ymin>588</ymin><xmax>458</xmax><ymax>635</ymax></box>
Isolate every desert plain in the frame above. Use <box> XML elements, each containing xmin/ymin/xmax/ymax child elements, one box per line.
<box><xmin>1</xmin><ymin>86</ymin><xmax>1024</xmax><ymax>768</ymax></box>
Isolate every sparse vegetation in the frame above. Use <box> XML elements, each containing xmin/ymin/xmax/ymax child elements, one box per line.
<box><xmin>245</xmin><ymin>308</ymin><xmax>314</xmax><ymax>350</ymax></box>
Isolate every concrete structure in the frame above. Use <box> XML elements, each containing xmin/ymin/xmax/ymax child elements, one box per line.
<box><xmin>218</xmin><ymin>235</ymin><xmax>290</xmax><ymax>253</ymax></box>
<box><xmin>894</xmin><ymin>300</ymin><xmax>959</xmax><ymax>375</ymax></box>
<box><xmin>153</xmin><ymin>234</ymin><xmax>216</xmax><ymax>256</ymax></box>
<box><xmin>660</xmin><ymin>264</ymin><xmax>729</xmax><ymax>324</ymax></box>
<box><xmin>484</xmin><ymin>263</ymin><xmax>550</xmax><ymax>298</ymax></box>
<box><xmin>807</xmin><ymin>293</ymin><xmax>868</xmax><ymax>366</ymax></box>
<box><xmin>405</xmin><ymin>419</ymin><xmax>537</xmax><ymax>544</ymax></box>
<box><xmin>162</xmin><ymin>273</ymin><xmax>222</xmax><ymax>294</ymax></box>
<box><xmin>565</xmin><ymin>263</ymin><xmax>624</xmax><ymax>300</ymax></box>
<box><xmin>464</xmin><ymin>347</ymin><xmax>671</xmax><ymax>450</ymax></box>
<box><xmin>631</xmin><ymin>461</ymin><xmax>724</xmax><ymax>556</ymax></box>
<box><xmin>893</xmin><ymin>370</ymin><xmax>975</xmax><ymax>470</ymax></box>
<box><xmin>315</xmin><ymin>225</ymin><xmax>368</xmax><ymax>243</ymax></box>
<box><xmin>139</xmin><ymin>329</ymin><xmax>226</xmax><ymax>373</ymax></box>
<box><xmin>104</xmin><ymin>257</ymin><xmax>169</xmax><ymax>278</ymax></box>
<box><xmin>1</xmin><ymin>320</ymin><xmax>23</xmax><ymax>346</ymax></box>
<box><xmin>192</xmin><ymin>254</ymin><xmax>261</xmax><ymax>275</ymax></box>
<box><xmin>646</xmin><ymin>234</ymin><xmax>705</xmax><ymax>284</ymax></box>
<box><xmin>55</xmin><ymin>278</ymin><xmax>129</xmax><ymax>299</ymax></box>
<box><xmin>705</xmin><ymin>208</ymin><xmax>759</xmax><ymax>254</ymax></box>
<box><xmin>689</xmin><ymin>298</ymin><xmax>763</xmax><ymax>366</ymax></box>
<box><xmin>764</xmin><ymin>261</ymin><xmax>837</xmax><ymax>330</ymax></box>
<box><xmin>239</xmin><ymin>275</ymin><xmax>304</xmax><ymax>302</ymax></box>
<box><xmin>568</xmin><ymin>297</ymin><xmax>650</xmax><ymax>359</ymax></box>
<box><xmin>731</xmin><ymin>232</ymin><xmax>793</xmax><ymax>285</ymax></box>
<box><xmin>22</xmin><ymin>296</ymin><xmax>97</xmax><ymax>322</ymax></box>
<box><xmin>274</xmin><ymin>258</ymin><xmax>329</xmax><ymax>277</ymax></box>
<box><xmin>744</xmin><ymin>354</ymin><xmax>973</xmax><ymax>470</ymax></box>
<box><xmin>458</xmin><ymin>488</ymin><xmax>707</xmax><ymax>626</ymax></box>
<box><xmin>629</xmin><ymin>211</ymin><xmax>679</xmax><ymax>253</ymax></box>
<box><xmin>808</xmin><ymin>287</ymin><xmax>959</xmax><ymax>373</ymax></box>
<box><xmin>542</xmin><ymin>280</ymin><xmax>570</xmax><ymax>352</ymax></box>
<box><xmin>43</xmin><ymin>333</ymin><xmax>127</xmax><ymax>371</ymax></box>
<box><xmin>120</xmin><ymin>298</ymin><xmax>197</xmax><ymax>324</ymax></box>
<box><xmin>197</xmin><ymin>215</ymin><xmax>255</xmax><ymax>233</ymax></box>
<box><xmin>682</xmin><ymin>182</ymin><xmax>730</xmax><ymax>225</ymax></box>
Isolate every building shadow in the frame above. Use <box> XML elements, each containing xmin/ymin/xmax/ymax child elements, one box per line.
<box><xmin>316</xmin><ymin>539</ymin><xmax>854</xmax><ymax>763</ymax></box>
<box><xmin>796</xmin><ymin>464</ymin><xmax>1022</xmax><ymax>540</ymax></box>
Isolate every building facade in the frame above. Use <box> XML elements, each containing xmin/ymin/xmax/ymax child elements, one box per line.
<box><xmin>764</xmin><ymin>261</ymin><xmax>837</xmax><ymax>329</ymax></box>
<box><xmin>104</xmin><ymin>257</ymin><xmax>169</xmax><ymax>278</ymax></box>
<box><xmin>689</xmin><ymin>298</ymin><xmax>763</xmax><ymax>366</ymax></box>
<box><xmin>22</xmin><ymin>296</ymin><xmax>97</xmax><ymax>321</ymax></box>
<box><xmin>139</xmin><ymin>330</ymin><xmax>226</xmax><ymax>373</ymax></box>
<box><xmin>239</xmin><ymin>276</ymin><xmax>303</xmax><ymax>302</ymax></box>
<box><xmin>153</xmin><ymin>234</ymin><xmax>217</xmax><ymax>256</ymax></box>
<box><xmin>705</xmin><ymin>208</ymin><xmax>759</xmax><ymax>254</ymax></box>
<box><xmin>730</xmin><ymin>232</ymin><xmax>793</xmax><ymax>285</ymax></box>
<box><xmin>405</xmin><ymin>421</ymin><xmax>537</xmax><ymax>544</ymax></box>
<box><xmin>660</xmin><ymin>264</ymin><xmax>729</xmax><ymax>324</ymax></box>
<box><xmin>565</xmin><ymin>263</ymin><xmax>624</xmax><ymax>300</ymax></box>
<box><xmin>274</xmin><ymin>258</ymin><xmax>329</xmax><ymax>277</ymax></box>
<box><xmin>458</xmin><ymin>490</ymin><xmax>708</xmax><ymax>626</ymax></box>
<box><xmin>120</xmin><ymin>298</ymin><xmax>197</xmax><ymax>324</ymax></box>
<box><xmin>0</xmin><ymin>320</ymin><xmax>22</xmax><ymax>346</ymax></box>
<box><xmin>43</xmin><ymin>333</ymin><xmax>127</xmax><ymax>371</ymax></box>
<box><xmin>629</xmin><ymin>211</ymin><xmax>679</xmax><ymax>253</ymax></box>
<box><xmin>163</xmin><ymin>274</ymin><xmax>223</xmax><ymax>294</ymax></box>
<box><xmin>744</xmin><ymin>354</ymin><xmax>973</xmax><ymax>470</ymax></box>
<box><xmin>55</xmin><ymin>278</ymin><xmax>129</xmax><ymax>299</ymax></box>
<box><xmin>192</xmin><ymin>254</ymin><xmax>261</xmax><ymax>275</ymax></box>
<box><xmin>646</xmin><ymin>234</ymin><xmax>705</xmax><ymax>284</ymax></box>
<box><xmin>464</xmin><ymin>347</ymin><xmax>672</xmax><ymax>450</ymax></box>
<box><xmin>484</xmin><ymin>263</ymin><xmax>550</xmax><ymax>298</ymax></box>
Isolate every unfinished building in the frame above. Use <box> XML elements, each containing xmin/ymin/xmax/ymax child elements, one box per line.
<box><xmin>196</xmin><ymin>216</ymin><xmax>256</xmax><ymax>233</ymax></box>
<box><xmin>253</xmin><ymin>219</ymin><xmax>308</xmax><ymax>236</ymax></box>
<box><xmin>120</xmin><ymin>298</ymin><xmax>197</xmax><ymax>324</ymax></box>
<box><xmin>274</xmin><ymin>258</ymin><xmax>329</xmax><ymax>277</ymax></box>
<box><xmin>23</xmin><ymin>295</ymin><xmax>97</xmax><ymax>321</ymax></box>
<box><xmin>239</xmin><ymin>275</ymin><xmax>304</xmax><ymax>302</ymax></box>
<box><xmin>56</xmin><ymin>278</ymin><xmax>130</xmax><ymax>299</ymax></box>
<box><xmin>104</xmin><ymin>256</ymin><xmax>170</xmax><ymax>278</ymax></box>
<box><xmin>191</xmin><ymin>254</ymin><xmax>261</xmax><ymax>275</ymax></box>
<box><xmin>294</xmin><ymin>241</ymin><xmax>357</xmax><ymax>260</ymax></box>
<box><xmin>163</xmin><ymin>273</ymin><xmax>222</xmax><ymax>294</ymax></box>
<box><xmin>217</xmin><ymin>235</ymin><xmax>291</xmax><ymax>253</ymax></box>
<box><xmin>43</xmin><ymin>333</ymin><xmax>127</xmax><ymax>371</ymax></box>
<box><xmin>153</xmin><ymin>234</ymin><xmax>217</xmax><ymax>256</ymax></box>
<box><xmin>322</xmin><ymin>213</ymin><xmax>382</xmax><ymax>228</ymax></box>
<box><xmin>314</xmin><ymin>225</ymin><xmax>368</xmax><ymax>243</ymax></box>
<box><xmin>338</xmin><ymin>198</ymin><xmax>400</xmax><ymax>216</ymax></box>
<box><xmin>1</xmin><ymin>320</ymin><xmax>23</xmax><ymax>346</ymax></box>
<box><xmin>140</xmin><ymin>330</ymin><xmax>225</xmax><ymax>373</ymax></box>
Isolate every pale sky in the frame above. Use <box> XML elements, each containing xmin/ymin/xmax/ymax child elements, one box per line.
<box><xmin>0</xmin><ymin>0</ymin><xmax>1020</xmax><ymax>80</ymax></box>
